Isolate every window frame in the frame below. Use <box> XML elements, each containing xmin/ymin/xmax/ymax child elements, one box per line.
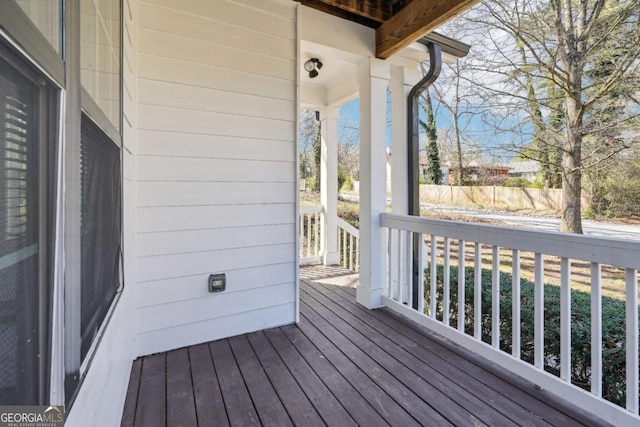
<box><xmin>0</xmin><ymin>0</ymin><xmax>124</xmax><ymax>410</ymax></box>
<box><xmin>0</xmin><ymin>33</ymin><xmax>59</xmax><ymax>406</ymax></box>
<box><xmin>0</xmin><ymin>2</ymin><xmax>64</xmax><ymax>87</ymax></box>
<box><xmin>63</xmin><ymin>0</ymin><xmax>124</xmax><ymax>409</ymax></box>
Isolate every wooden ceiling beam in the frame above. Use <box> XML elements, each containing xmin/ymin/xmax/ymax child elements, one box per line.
<box><xmin>376</xmin><ymin>0</ymin><xmax>479</xmax><ymax>59</ymax></box>
<box><xmin>312</xmin><ymin>0</ymin><xmax>393</xmax><ymax>23</ymax></box>
<box><xmin>298</xmin><ymin>0</ymin><xmax>382</xmax><ymax>28</ymax></box>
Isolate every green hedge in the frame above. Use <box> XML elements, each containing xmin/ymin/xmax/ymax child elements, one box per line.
<box><xmin>425</xmin><ymin>264</ymin><xmax>639</xmax><ymax>407</ymax></box>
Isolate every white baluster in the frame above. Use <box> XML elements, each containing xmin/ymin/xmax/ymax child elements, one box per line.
<box><xmin>458</xmin><ymin>240</ymin><xmax>466</xmax><ymax>332</ymax></box>
<box><xmin>492</xmin><ymin>246</ymin><xmax>500</xmax><ymax>349</ymax></box>
<box><xmin>591</xmin><ymin>262</ymin><xmax>602</xmax><ymax>397</ymax></box>
<box><xmin>349</xmin><ymin>234</ymin><xmax>354</xmax><ymax>270</ymax></box>
<box><xmin>513</xmin><ymin>249</ymin><xmax>521</xmax><ymax>359</ymax></box>
<box><xmin>418</xmin><ymin>236</ymin><xmax>425</xmax><ymax>315</ymax></box>
<box><xmin>387</xmin><ymin>228</ymin><xmax>393</xmax><ymax>298</ymax></box>
<box><xmin>443</xmin><ymin>238</ymin><xmax>451</xmax><ymax>326</ymax></box>
<box><xmin>535</xmin><ymin>253</ymin><xmax>544</xmax><ymax>369</ymax></box>
<box><xmin>625</xmin><ymin>268</ymin><xmax>638</xmax><ymax>413</ymax></box>
<box><xmin>306</xmin><ymin>213</ymin><xmax>311</xmax><ymax>257</ymax></box>
<box><xmin>474</xmin><ymin>243</ymin><xmax>482</xmax><ymax>340</ymax></box>
<box><xmin>560</xmin><ymin>257</ymin><xmax>571</xmax><ymax>381</ymax></box>
<box><xmin>430</xmin><ymin>235</ymin><xmax>437</xmax><ymax>318</ymax></box>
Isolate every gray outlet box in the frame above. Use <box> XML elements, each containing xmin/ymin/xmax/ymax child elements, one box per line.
<box><xmin>208</xmin><ymin>273</ymin><xmax>226</xmax><ymax>293</ymax></box>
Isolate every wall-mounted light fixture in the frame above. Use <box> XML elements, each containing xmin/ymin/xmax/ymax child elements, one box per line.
<box><xmin>304</xmin><ymin>58</ymin><xmax>323</xmax><ymax>78</ymax></box>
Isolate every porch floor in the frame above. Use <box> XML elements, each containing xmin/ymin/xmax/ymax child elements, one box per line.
<box><xmin>121</xmin><ymin>265</ymin><xmax>608</xmax><ymax>427</ymax></box>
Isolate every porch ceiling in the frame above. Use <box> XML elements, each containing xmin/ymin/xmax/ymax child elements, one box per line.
<box><xmin>297</xmin><ymin>0</ymin><xmax>479</xmax><ymax>58</ymax></box>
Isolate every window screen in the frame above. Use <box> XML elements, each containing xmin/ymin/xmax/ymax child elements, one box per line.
<box><xmin>15</xmin><ymin>0</ymin><xmax>62</xmax><ymax>54</ymax></box>
<box><xmin>81</xmin><ymin>0</ymin><xmax>121</xmax><ymax>130</ymax></box>
<box><xmin>79</xmin><ymin>115</ymin><xmax>121</xmax><ymax>360</ymax></box>
<box><xmin>0</xmin><ymin>48</ymin><xmax>49</xmax><ymax>405</ymax></box>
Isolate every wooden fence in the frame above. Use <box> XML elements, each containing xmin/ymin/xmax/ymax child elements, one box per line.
<box><xmin>420</xmin><ymin>185</ymin><xmax>592</xmax><ymax>211</ymax></box>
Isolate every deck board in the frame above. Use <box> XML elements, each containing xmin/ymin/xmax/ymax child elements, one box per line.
<box><xmin>246</xmin><ymin>331</ymin><xmax>325</xmax><ymax>426</ymax></box>
<box><xmin>209</xmin><ymin>340</ymin><xmax>260</xmax><ymax>426</ymax></box>
<box><xmin>120</xmin><ymin>359</ymin><xmax>142</xmax><ymax>427</ymax></box>
<box><xmin>267</xmin><ymin>327</ymin><xmax>390</xmax><ymax>426</ymax></box>
<box><xmin>285</xmin><ymin>314</ymin><xmax>420</xmax><ymax>426</ymax></box>
<box><xmin>134</xmin><ymin>353</ymin><xmax>166</xmax><ymax>427</ymax></box>
<box><xmin>188</xmin><ymin>343</ymin><xmax>229</xmax><ymax>427</ymax></box>
<box><xmin>301</xmin><ymin>282</ymin><xmax>522</xmax><ymax>426</ymax></box>
<box><xmin>305</xmin><ymin>281</ymin><xmax>562</xmax><ymax>426</ymax></box>
<box><xmin>263</xmin><ymin>328</ymin><xmax>357</xmax><ymax>426</ymax></box>
<box><xmin>121</xmin><ymin>265</ymin><xmax>610</xmax><ymax>427</ymax></box>
<box><xmin>166</xmin><ymin>348</ymin><xmax>198</xmax><ymax>426</ymax></box>
<box><xmin>324</xmin><ymin>282</ymin><xmax>587</xmax><ymax>426</ymax></box>
<box><xmin>227</xmin><ymin>335</ymin><xmax>293</xmax><ymax>426</ymax></box>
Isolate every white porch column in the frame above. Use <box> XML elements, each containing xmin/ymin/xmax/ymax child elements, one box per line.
<box><xmin>388</xmin><ymin>65</ymin><xmax>421</xmax><ymax>299</ymax></box>
<box><xmin>356</xmin><ymin>58</ymin><xmax>390</xmax><ymax>309</ymax></box>
<box><xmin>390</xmin><ymin>65</ymin><xmax>421</xmax><ymax>215</ymax></box>
<box><xmin>320</xmin><ymin>107</ymin><xmax>340</xmax><ymax>265</ymax></box>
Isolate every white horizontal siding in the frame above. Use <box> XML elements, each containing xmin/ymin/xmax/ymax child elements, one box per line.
<box><xmin>138</xmin><ymin>79</ymin><xmax>295</xmax><ymax>121</ymax></box>
<box><xmin>137</xmin><ymin>156</ymin><xmax>293</xmax><ymax>182</ymax></box>
<box><xmin>136</xmin><ymin>262</ymin><xmax>296</xmax><ymax>308</ymax></box>
<box><xmin>138</xmin><ymin>53</ymin><xmax>296</xmax><ymax>101</ymax></box>
<box><xmin>137</xmin><ymin>224</ymin><xmax>295</xmax><ymax>257</ymax></box>
<box><xmin>137</xmin><ymin>204</ymin><xmax>294</xmax><ymax>233</ymax></box>
<box><xmin>137</xmin><ymin>282</ymin><xmax>295</xmax><ymax>333</ymax></box>
<box><xmin>136</xmin><ymin>302</ymin><xmax>296</xmax><ymax>356</ymax></box>
<box><xmin>137</xmin><ymin>130</ymin><xmax>294</xmax><ymax>161</ymax></box>
<box><xmin>139</xmin><ymin>2</ymin><xmax>296</xmax><ymax>60</ymax></box>
<box><xmin>137</xmin><ymin>243</ymin><xmax>295</xmax><ymax>283</ymax></box>
<box><xmin>142</xmin><ymin>0</ymin><xmax>296</xmax><ymax>39</ymax></box>
<box><xmin>139</xmin><ymin>28</ymin><xmax>295</xmax><ymax>81</ymax></box>
<box><xmin>138</xmin><ymin>104</ymin><xmax>294</xmax><ymax>140</ymax></box>
<box><xmin>137</xmin><ymin>181</ymin><xmax>295</xmax><ymax>207</ymax></box>
<box><xmin>135</xmin><ymin>0</ymin><xmax>297</xmax><ymax>357</ymax></box>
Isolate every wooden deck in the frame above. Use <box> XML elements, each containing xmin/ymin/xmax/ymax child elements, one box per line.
<box><xmin>121</xmin><ymin>266</ymin><xmax>609</xmax><ymax>427</ymax></box>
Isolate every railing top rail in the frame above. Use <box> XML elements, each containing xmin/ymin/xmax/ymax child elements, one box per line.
<box><xmin>381</xmin><ymin>213</ymin><xmax>640</xmax><ymax>270</ymax></box>
<box><xmin>337</xmin><ymin>217</ymin><xmax>359</xmax><ymax>237</ymax></box>
<box><xmin>300</xmin><ymin>205</ymin><xmax>323</xmax><ymax>215</ymax></box>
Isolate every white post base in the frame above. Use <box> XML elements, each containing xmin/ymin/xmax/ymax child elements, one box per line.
<box><xmin>323</xmin><ymin>251</ymin><xmax>340</xmax><ymax>266</ymax></box>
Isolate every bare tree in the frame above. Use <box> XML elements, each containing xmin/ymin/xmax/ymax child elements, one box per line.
<box><xmin>337</xmin><ymin>115</ymin><xmax>360</xmax><ymax>181</ymax></box>
<box><xmin>429</xmin><ymin>54</ymin><xmax>490</xmax><ymax>185</ymax></box>
<box><xmin>465</xmin><ymin>0</ymin><xmax>640</xmax><ymax>232</ymax></box>
<box><xmin>299</xmin><ymin>109</ymin><xmax>319</xmax><ymax>189</ymax></box>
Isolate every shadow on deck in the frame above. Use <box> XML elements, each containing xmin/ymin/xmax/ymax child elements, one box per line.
<box><xmin>121</xmin><ymin>265</ymin><xmax>608</xmax><ymax>427</ymax></box>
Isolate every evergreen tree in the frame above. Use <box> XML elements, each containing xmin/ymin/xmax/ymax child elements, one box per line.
<box><xmin>420</xmin><ymin>89</ymin><xmax>443</xmax><ymax>184</ymax></box>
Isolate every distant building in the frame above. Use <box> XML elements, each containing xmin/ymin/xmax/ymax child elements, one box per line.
<box><xmin>508</xmin><ymin>160</ymin><xmax>541</xmax><ymax>182</ymax></box>
<box><xmin>386</xmin><ymin>149</ymin><xmax>449</xmax><ymax>189</ymax></box>
<box><xmin>447</xmin><ymin>160</ymin><xmax>510</xmax><ymax>185</ymax></box>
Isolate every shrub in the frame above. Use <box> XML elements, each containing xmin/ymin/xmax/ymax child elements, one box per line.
<box><xmin>588</xmin><ymin>159</ymin><xmax>640</xmax><ymax>218</ymax></box>
<box><xmin>338</xmin><ymin>202</ymin><xmax>359</xmax><ymax>229</ymax></box>
<box><xmin>503</xmin><ymin>177</ymin><xmax>531</xmax><ymax>188</ymax></box>
<box><xmin>338</xmin><ymin>166</ymin><xmax>347</xmax><ymax>191</ymax></box>
<box><xmin>425</xmin><ymin>264</ymin><xmax>638</xmax><ymax>407</ymax></box>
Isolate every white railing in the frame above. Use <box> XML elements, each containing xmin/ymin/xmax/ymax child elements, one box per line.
<box><xmin>337</xmin><ymin>217</ymin><xmax>359</xmax><ymax>272</ymax></box>
<box><xmin>299</xmin><ymin>205</ymin><xmax>322</xmax><ymax>265</ymax></box>
<box><xmin>381</xmin><ymin>213</ymin><xmax>640</xmax><ymax>425</ymax></box>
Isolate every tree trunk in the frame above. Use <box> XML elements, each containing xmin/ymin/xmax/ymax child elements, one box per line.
<box><xmin>560</xmin><ymin>133</ymin><xmax>583</xmax><ymax>233</ymax></box>
<box><xmin>454</xmin><ymin>119</ymin><xmax>464</xmax><ymax>185</ymax></box>
<box><xmin>560</xmin><ymin>67</ymin><xmax>584</xmax><ymax>233</ymax></box>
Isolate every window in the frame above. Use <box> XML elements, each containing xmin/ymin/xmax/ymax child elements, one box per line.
<box><xmin>81</xmin><ymin>0</ymin><xmax>121</xmax><ymax>130</ymax></box>
<box><xmin>14</xmin><ymin>0</ymin><xmax>62</xmax><ymax>54</ymax></box>
<box><xmin>79</xmin><ymin>115</ymin><xmax>122</xmax><ymax>360</ymax></box>
<box><xmin>0</xmin><ymin>0</ymin><xmax>123</xmax><ymax>408</ymax></box>
<box><xmin>0</xmin><ymin>43</ymin><xmax>56</xmax><ymax>405</ymax></box>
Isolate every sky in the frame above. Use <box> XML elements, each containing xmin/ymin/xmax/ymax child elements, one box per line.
<box><xmin>337</xmin><ymin>89</ymin><xmax>528</xmax><ymax>164</ymax></box>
